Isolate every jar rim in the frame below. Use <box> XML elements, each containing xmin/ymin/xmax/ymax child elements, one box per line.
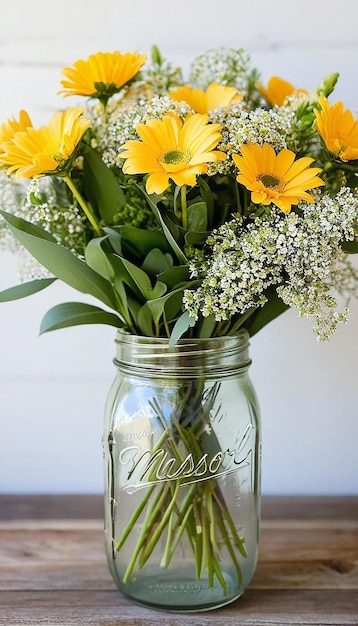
<box><xmin>115</xmin><ymin>328</ymin><xmax>249</xmax><ymax>346</ymax></box>
<box><xmin>114</xmin><ymin>329</ymin><xmax>251</xmax><ymax>379</ymax></box>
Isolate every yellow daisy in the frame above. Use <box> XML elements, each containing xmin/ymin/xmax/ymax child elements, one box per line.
<box><xmin>119</xmin><ymin>113</ymin><xmax>226</xmax><ymax>195</ymax></box>
<box><xmin>58</xmin><ymin>51</ymin><xmax>147</xmax><ymax>101</ymax></box>
<box><xmin>0</xmin><ymin>107</ymin><xmax>91</xmax><ymax>179</ymax></box>
<box><xmin>170</xmin><ymin>82</ymin><xmax>242</xmax><ymax>113</ymax></box>
<box><xmin>258</xmin><ymin>76</ymin><xmax>308</xmax><ymax>106</ymax></box>
<box><xmin>314</xmin><ymin>96</ymin><xmax>358</xmax><ymax>162</ymax></box>
<box><xmin>232</xmin><ymin>143</ymin><xmax>324</xmax><ymax>214</ymax></box>
<box><xmin>0</xmin><ymin>110</ymin><xmax>32</xmax><ymax>155</ymax></box>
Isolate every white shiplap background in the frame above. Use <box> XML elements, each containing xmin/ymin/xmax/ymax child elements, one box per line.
<box><xmin>0</xmin><ymin>0</ymin><xmax>357</xmax><ymax>494</ymax></box>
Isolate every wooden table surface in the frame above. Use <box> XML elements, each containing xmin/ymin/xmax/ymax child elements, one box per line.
<box><xmin>0</xmin><ymin>495</ymin><xmax>356</xmax><ymax>625</ymax></box>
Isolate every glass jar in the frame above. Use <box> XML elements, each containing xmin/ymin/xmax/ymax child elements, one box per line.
<box><xmin>103</xmin><ymin>329</ymin><xmax>261</xmax><ymax>612</ymax></box>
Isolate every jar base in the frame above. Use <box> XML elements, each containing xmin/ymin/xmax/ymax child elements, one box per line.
<box><xmin>116</xmin><ymin>566</ymin><xmax>245</xmax><ymax>613</ymax></box>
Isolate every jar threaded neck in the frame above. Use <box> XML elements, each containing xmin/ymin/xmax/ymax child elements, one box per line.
<box><xmin>114</xmin><ymin>330</ymin><xmax>251</xmax><ymax>379</ymax></box>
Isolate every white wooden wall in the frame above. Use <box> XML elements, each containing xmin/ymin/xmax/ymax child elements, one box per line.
<box><xmin>0</xmin><ymin>0</ymin><xmax>357</xmax><ymax>494</ymax></box>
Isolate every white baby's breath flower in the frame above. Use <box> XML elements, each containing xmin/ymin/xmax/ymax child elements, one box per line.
<box><xmin>184</xmin><ymin>188</ymin><xmax>358</xmax><ymax>340</ymax></box>
<box><xmin>189</xmin><ymin>47</ymin><xmax>251</xmax><ymax>91</ymax></box>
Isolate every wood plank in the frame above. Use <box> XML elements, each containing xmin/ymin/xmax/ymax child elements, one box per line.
<box><xmin>261</xmin><ymin>495</ymin><xmax>358</xmax><ymax>520</ymax></box>
<box><xmin>0</xmin><ymin>520</ymin><xmax>356</xmax><ymax>564</ymax></box>
<box><xmin>0</xmin><ymin>526</ymin><xmax>104</xmax><ymax>563</ymax></box>
<box><xmin>1</xmin><ymin>494</ymin><xmax>357</xmax><ymax>521</ymax></box>
<box><xmin>0</xmin><ymin>562</ymin><xmax>112</xmax><ymax>591</ymax></box>
<box><xmin>251</xmin><ymin>560</ymin><xmax>358</xmax><ymax>589</ymax></box>
<box><xmin>0</xmin><ymin>558</ymin><xmax>356</xmax><ymax>591</ymax></box>
<box><xmin>0</xmin><ymin>590</ymin><xmax>356</xmax><ymax>625</ymax></box>
<box><xmin>0</xmin><ymin>494</ymin><xmax>104</xmax><ymax>521</ymax></box>
<box><xmin>259</xmin><ymin>520</ymin><xmax>358</xmax><ymax>561</ymax></box>
<box><xmin>0</xmin><ymin>496</ymin><xmax>356</xmax><ymax>625</ymax></box>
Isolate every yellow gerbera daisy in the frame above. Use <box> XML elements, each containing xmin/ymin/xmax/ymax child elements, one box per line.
<box><xmin>0</xmin><ymin>107</ymin><xmax>91</xmax><ymax>179</ymax></box>
<box><xmin>170</xmin><ymin>82</ymin><xmax>242</xmax><ymax>113</ymax></box>
<box><xmin>119</xmin><ymin>113</ymin><xmax>226</xmax><ymax>195</ymax></box>
<box><xmin>0</xmin><ymin>110</ymin><xmax>33</xmax><ymax>153</ymax></box>
<box><xmin>314</xmin><ymin>96</ymin><xmax>358</xmax><ymax>162</ymax></box>
<box><xmin>58</xmin><ymin>51</ymin><xmax>147</xmax><ymax>101</ymax></box>
<box><xmin>232</xmin><ymin>143</ymin><xmax>324</xmax><ymax>214</ymax></box>
<box><xmin>258</xmin><ymin>76</ymin><xmax>308</xmax><ymax>106</ymax></box>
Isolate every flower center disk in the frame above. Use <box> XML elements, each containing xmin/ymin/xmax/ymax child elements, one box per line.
<box><xmin>257</xmin><ymin>173</ymin><xmax>284</xmax><ymax>191</ymax></box>
<box><xmin>159</xmin><ymin>149</ymin><xmax>191</xmax><ymax>171</ymax></box>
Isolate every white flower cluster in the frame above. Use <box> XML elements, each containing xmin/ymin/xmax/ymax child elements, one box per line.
<box><xmin>207</xmin><ymin>104</ymin><xmax>296</xmax><ymax>176</ymax></box>
<box><xmin>188</xmin><ymin>47</ymin><xmax>251</xmax><ymax>91</ymax></box>
<box><xmin>142</xmin><ymin>52</ymin><xmax>183</xmax><ymax>95</ymax></box>
<box><xmin>183</xmin><ymin>188</ymin><xmax>358</xmax><ymax>340</ymax></box>
<box><xmin>218</xmin><ymin>105</ymin><xmax>295</xmax><ymax>154</ymax></box>
<box><xmin>0</xmin><ymin>176</ymin><xmax>87</xmax><ymax>281</ymax></box>
<box><xmin>0</xmin><ymin>173</ymin><xmax>26</xmax><ymax>253</ymax></box>
<box><xmin>24</xmin><ymin>179</ymin><xmax>86</xmax><ymax>248</ymax></box>
<box><xmin>90</xmin><ymin>95</ymin><xmax>192</xmax><ymax>169</ymax></box>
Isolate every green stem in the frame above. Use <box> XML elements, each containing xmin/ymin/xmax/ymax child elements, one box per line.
<box><xmin>137</xmin><ymin>483</ymin><xmax>171</xmax><ymax>567</ymax></box>
<box><xmin>140</xmin><ymin>481</ymin><xmax>181</xmax><ymax>564</ymax></box>
<box><xmin>101</xmin><ymin>100</ymin><xmax>108</xmax><ymax>124</ymax></box>
<box><xmin>161</xmin><ymin>506</ymin><xmax>176</xmax><ymax>568</ymax></box>
<box><xmin>213</xmin><ymin>491</ymin><xmax>247</xmax><ymax>557</ymax></box>
<box><xmin>122</xmin><ymin>483</ymin><xmax>169</xmax><ymax>583</ymax></box>
<box><xmin>212</xmin><ymin>557</ymin><xmax>228</xmax><ymax>595</ymax></box>
<box><xmin>115</xmin><ymin>483</ymin><xmax>156</xmax><ymax>551</ymax></box>
<box><xmin>161</xmin><ymin>502</ymin><xmax>194</xmax><ymax>568</ymax></box>
<box><xmin>63</xmin><ymin>174</ymin><xmax>102</xmax><ymax>236</ymax></box>
<box><xmin>200</xmin><ymin>498</ymin><xmax>211</xmax><ymax>581</ymax></box>
<box><xmin>214</xmin><ymin>505</ymin><xmax>243</xmax><ymax>588</ymax></box>
<box><xmin>181</xmin><ymin>185</ymin><xmax>188</xmax><ymax>230</ymax></box>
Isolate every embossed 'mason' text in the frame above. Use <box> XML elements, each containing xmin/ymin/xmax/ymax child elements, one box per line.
<box><xmin>119</xmin><ymin>424</ymin><xmax>253</xmax><ymax>493</ymax></box>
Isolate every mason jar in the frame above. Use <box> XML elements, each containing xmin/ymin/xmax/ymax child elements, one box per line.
<box><xmin>103</xmin><ymin>329</ymin><xmax>261</xmax><ymax>612</ymax></box>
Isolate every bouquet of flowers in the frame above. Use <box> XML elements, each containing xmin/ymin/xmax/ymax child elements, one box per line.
<box><xmin>0</xmin><ymin>46</ymin><xmax>357</xmax><ymax>343</ymax></box>
<box><xmin>0</xmin><ymin>46</ymin><xmax>357</xmax><ymax>597</ymax></box>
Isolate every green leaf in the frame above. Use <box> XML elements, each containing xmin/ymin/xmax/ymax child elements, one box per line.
<box><xmin>198</xmin><ymin>315</ymin><xmax>217</xmax><ymax>338</ymax></box>
<box><xmin>1</xmin><ymin>212</ymin><xmax>57</xmax><ymax>243</ymax></box>
<box><xmin>0</xmin><ymin>210</ymin><xmax>118</xmax><ymax>310</ymax></box>
<box><xmin>102</xmin><ymin>227</ymin><xmax>123</xmax><ymax>255</ymax></box>
<box><xmin>136</xmin><ymin>185</ymin><xmax>187</xmax><ymax>264</ymax></box>
<box><xmin>157</xmin><ymin>265</ymin><xmax>189</xmax><ymax>289</ymax></box>
<box><xmin>136</xmin><ymin>306</ymin><xmax>155</xmax><ymax>336</ymax></box>
<box><xmin>82</xmin><ymin>144</ymin><xmax>126</xmax><ymax>223</ymax></box>
<box><xmin>169</xmin><ymin>310</ymin><xmax>196</xmax><ymax>346</ymax></box>
<box><xmin>141</xmin><ymin>248</ymin><xmax>173</xmax><ymax>277</ymax></box>
<box><xmin>185</xmin><ymin>229</ymin><xmax>209</xmax><ymax>246</ymax></box>
<box><xmin>0</xmin><ymin>278</ymin><xmax>56</xmax><ymax>302</ymax></box>
<box><xmin>150</xmin><ymin>280</ymin><xmax>168</xmax><ymax>300</ymax></box>
<box><xmin>141</xmin><ymin>287</ymin><xmax>183</xmax><ymax>324</ymax></box>
<box><xmin>198</xmin><ymin>177</ymin><xmax>214</xmax><ymax>227</ymax></box>
<box><xmin>244</xmin><ymin>288</ymin><xmax>289</xmax><ymax>337</ymax></box>
<box><xmin>187</xmin><ymin>201</ymin><xmax>207</xmax><ymax>232</ymax></box>
<box><xmin>136</xmin><ymin>286</ymin><xmax>186</xmax><ymax>335</ymax></box>
<box><xmin>116</xmin><ymin>256</ymin><xmax>153</xmax><ymax>300</ymax></box>
<box><xmin>116</xmin><ymin>225</ymin><xmax>172</xmax><ymax>260</ymax></box>
<box><xmin>40</xmin><ymin>302</ymin><xmax>123</xmax><ymax>334</ymax></box>
<box><xmin>109</xmin><ymin>254</ymin><xmax>166</xmax><ymax>302</ymax></box>
<box><xmin>341</xmin><ymin>240</ymin><xmax>358</xmax><ymax>254</ymax></box>
<box><xmin>85</xmin><ymin>235</ymin><xmax>114</xmax><ymax>280</ymax></box>
<box><xmin>162</xmin><ymin>288</ymin><xmax>186</xmax><ymax>321</ymax></box>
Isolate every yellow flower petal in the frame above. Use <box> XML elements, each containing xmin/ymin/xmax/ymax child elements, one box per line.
<box><xmin>233</xmin><ymin>142</ymin><xmax>324</xmax><ymax>213</ymax></box>
<box><xmin>0</xmin><ymin>110</ymin><xmax>33</xmax><ymax>152</ymax></box>
<box><xmin>314</xmin><ymin>97</ymin><xmax>358</xmax><ymax>162</ymax></box>
<box><xmin>58</xmin><ymin>50</ymin><xmax>147</xmax><ymax>100</ymax></box>
<box><xmin>258</xmin><ymin>76</ymin><xmax>308</xmax><ymax>106</ymax></box>
<box><xmin>0</xmin><ymin>108</ymin><xmax>90</xmax><ymax>179</ymax></box>
<box><xmin>170</xmin><ymin>83</ymin><xmax>242</xmax><ymax>113</ymax></box>
<box><xmin>119</xmin><ymin>113</ymin><xmax>225</xmax><ymax>194</ymax></box>
<box><xmin>146</xmin><ymin>171</ymin><xmax>171</xmax><ymax>195</ymax></box>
